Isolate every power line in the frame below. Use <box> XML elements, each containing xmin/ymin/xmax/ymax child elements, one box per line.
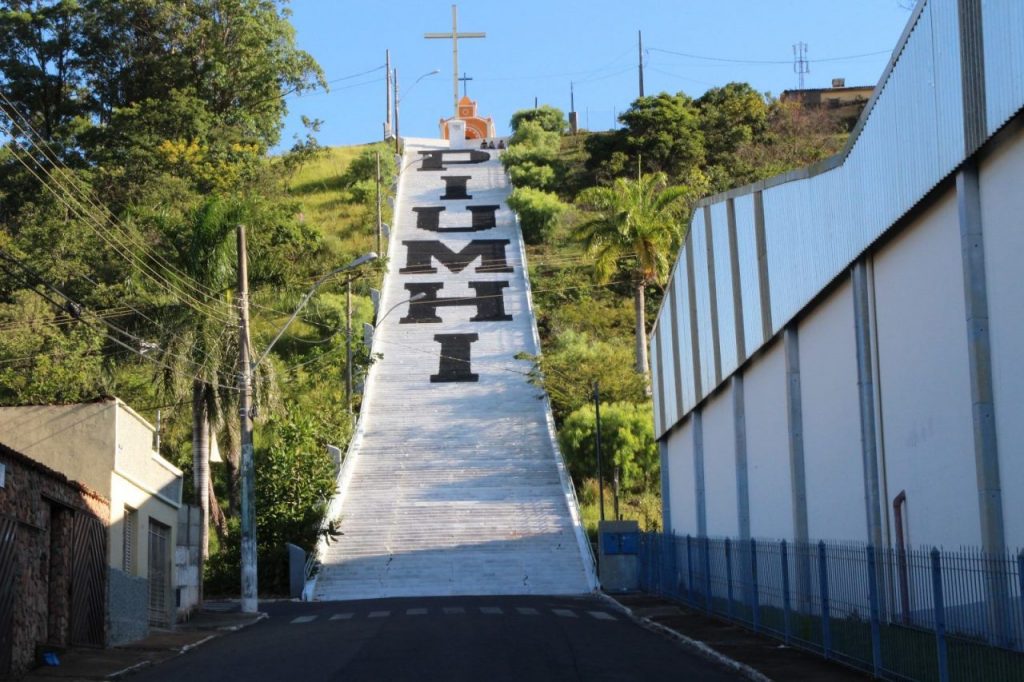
<box><xmin>0</xmin><ymin>118</ymin><xmax>240</xmax><ymax>324</ymax></box>
<box><xmin>648</xmin><ymin>45</ymin><xmax>890</xmax><ymax>66</ymax></box>
<box><xmin>0</xmin><ymin>252</ymin><xmax>242</xmax><ymax>392</ymax></box>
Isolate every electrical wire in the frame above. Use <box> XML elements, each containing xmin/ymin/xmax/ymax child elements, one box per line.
<box><xmin>648</xmin><ymin>46</ymin><xmax>891</xmax><ymax>66</ymax></box>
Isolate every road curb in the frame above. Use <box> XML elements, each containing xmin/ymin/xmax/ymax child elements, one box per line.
<box><xmin>598</xmin><ymin>593</ymin><xmax>773</xmax><ymax>682</ymax></box>
<box><xmin>105</xmin><ymin>612</ymin><xmax>267</xmax><ymax>680</ymax></box>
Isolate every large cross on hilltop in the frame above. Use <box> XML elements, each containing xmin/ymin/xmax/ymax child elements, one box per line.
<box><xmin>424</xmin><ymin>5</ymin><xmax>485</xmax><ymax>117</ymax></box>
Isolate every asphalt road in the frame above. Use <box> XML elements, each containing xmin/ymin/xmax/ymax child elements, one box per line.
<box><xmin>133</xmin><ymin>595</ymin><xmax>743</xmax><ymax>681</ymax></box>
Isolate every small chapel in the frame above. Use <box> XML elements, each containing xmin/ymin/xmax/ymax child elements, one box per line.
<box><xmin>439</xmin><ymin>95</ymin><xmax>495</xmax><ymax>140</ymax></box>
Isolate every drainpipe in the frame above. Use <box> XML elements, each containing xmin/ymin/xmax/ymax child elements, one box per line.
<box><xmin>893</xmin><ymin>490</ymin><xmax>910</xmax><ymax>624</ymax></box>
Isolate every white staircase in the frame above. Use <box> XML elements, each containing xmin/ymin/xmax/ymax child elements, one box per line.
<box><xmin>311</xmin><ymin>137</ymin><xmax>597</xmax><ymax>600</ymax></box>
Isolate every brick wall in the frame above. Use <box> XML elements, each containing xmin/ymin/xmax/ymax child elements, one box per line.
<box><xmin>0</xmin><ymin>442</ymin><xmax>109</xmax><ymax>677</ymax></box>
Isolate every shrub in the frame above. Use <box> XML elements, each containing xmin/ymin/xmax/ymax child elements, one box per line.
<box><xmin>557</xmin><ymin>401</ymin><xmax>658</xmax><ymax>494</ymax></box>
<box><xmin>510</xmin><ymin>105</ymin><xmax>567</xmax><ymax>135</ymax></box>
<box><xmin>507</xmin><ymin>186</ymin><xmax>566</xmax><ymax>244</ymax></box>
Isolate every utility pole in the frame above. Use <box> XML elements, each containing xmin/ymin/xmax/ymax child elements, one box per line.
<box><xmin>638</xmin><ymin>30</ymin><xmax>645</xmax><ymax>98</ymax></box>
<box><xmin>613</xmin><ymin>466</ymin><xmax>621</xmax><ymax>520</ymax></box>
<box><xmin>393</xmin><ymin>68</ymin><xmax>400</xmax><ymax>154</ymax></box>
<box><xmin>236</xmin><ymin>225</ymin><xmax>258</xmax><ymax>614</ymax></box>
<box><xmin>346</xmin><ymin>279</ymin><xmax>353</xmax><ymax>424</ymax></box>
<box><xmin>385</xmin><ymin>49</ymin><xmax>392</xmax><ymax>139</ymax></box>
<box><xmin>375</xmin><ymin>151</ymin><xmax>383</xmax><ymax>255</ymax></box>
<box><xmin>593</xmin><ymin>381</ymin><xmax>605</xmax><ymax>522</ymax></box>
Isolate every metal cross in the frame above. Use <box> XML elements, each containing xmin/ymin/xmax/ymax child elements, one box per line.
<box><xmin>458</xmin><ymin>72</ymin><xmax>473</xmax><ymax>97</ymax></box>
<box><xmin>425</xmin><ymin>5</ymin><xmax>485</xmax><ymax>116</ymax></box>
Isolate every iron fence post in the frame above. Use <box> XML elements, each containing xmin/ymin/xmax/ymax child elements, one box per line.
<box><xmin>819</xmin><ymin>541</ymin><xmax>832</xmax><ymax>659</ymax></box>
<box><xmin>781</xmin><ymin>539</ymin><xmax>792</xmax><ymax>645</ymax></box>
<box><xmin>751</xmin><ymin>538</ymin><xmax>760</xmax><ymax>632</ymax></box>
<box><xmin>867</xmin><ymin>544</ymin><xmax>882</xmax><ymax>676</ymax></box>
<box><xmin>725</xmin><ymin>538</ymin><xmax>734</xmax><ymax>619</ymax></box>
<box><xmin>686</xmin><ymin>534</ymin><xmax>694</xmax><ymax>605</ymax></box>
<box><xmin>704</xmin><ymin>536</ymin><xmax>713</xmax><ymax>615</ymax></box>
<box><xmin>931</xmin><ymin>547</ymin><xmax>949</xmax><ymax>682</ymax></box>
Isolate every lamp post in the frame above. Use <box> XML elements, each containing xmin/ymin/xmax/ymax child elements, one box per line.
<box><xmin>394</xmin><ymin>68</ymin><xmax>441</xmax><ymax>153</ymax></box>
<box><xmin>238</xmin><ymin>245</ymin><xmax>378</xmax><ymax>613</ymax></box>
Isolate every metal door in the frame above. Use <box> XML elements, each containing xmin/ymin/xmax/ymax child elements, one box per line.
<box><xmin>0</xmin><ymin>515</ymin><xmax>17</xmax><ymax>675</ymax></box>
<box><xmin>70</xmin><ymin>513</ymin><xmax>106</xmax><ymax>647</ymax></box>
<box><xmin>147</xmin><ymin>520</ymin><xmax>171</xmax><ymax>627</ymax></box>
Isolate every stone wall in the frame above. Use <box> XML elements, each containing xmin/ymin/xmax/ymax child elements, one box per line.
<box><xmin>0</xmin><ymin>442</ymin><xmax>109</xmax><ymax>677</ymax></box>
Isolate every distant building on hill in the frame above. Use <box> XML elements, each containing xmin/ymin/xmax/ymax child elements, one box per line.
<box><xmin>780</xmin><ymin>78</ymin><xmax>874</xmax><ymax>130</ymax></box>
<box><xmin>440</xmin><ymin>95</ymin><xmax>496</xmax><ymax>141</ymax></box>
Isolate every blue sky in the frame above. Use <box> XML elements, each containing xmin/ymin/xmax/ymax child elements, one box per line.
<box><xmin>277</xmin><ymin>1</ymin><xmax>914</xmax><ymax>151</ymax></box>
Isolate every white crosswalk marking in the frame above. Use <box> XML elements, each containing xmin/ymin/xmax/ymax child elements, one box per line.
<box><xmin>479</xmin><ymin>607</ymin><xmax>502</xmax><ymax>615</ymax></box>
<box><xmin>552</xmin><ymin>609</ymin><xmax>577</xmax><ymax>618</ymax></box>
<box><xmin>368</xmin><ymin>610</ymin><xmax>391</xmax><ymax>618</ymax></box>
<box><xmin>516</xmin><ymin>607</ymin><xmax>539</xmax><ymax>615</ymax></box>
<box><xmin>290</xmin><ymin>615</ymin><xmax>317</xmax><ymax>624</ymax></box>
<box><xmin>588</xmin><ymin>611</ymin><xmax>616</xmax><ymax>621</ymax></box>
<box><xmin>406</xmin><ymin>608</ymin><xmax>428</xmax><ymax>616</ymax></box>
<box><xmin>329</xmin><ymin>613</ymin><xmax>354</xmax><ymax>621</ymax></box>
<box><xmin>442</xmin><ymin>607</ymin><xmax>465</xmax><ymax>615</ymax></box>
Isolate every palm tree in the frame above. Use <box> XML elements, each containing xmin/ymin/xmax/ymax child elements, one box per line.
<box><xmin>574</xmin><ymin>171</ymin><xmax>699</xmax><ymax>379</ymax></box>
<box><xmin>156</xmin><ymin>198</ymin><xmax>246</xmax><ymax>571</ymax></box>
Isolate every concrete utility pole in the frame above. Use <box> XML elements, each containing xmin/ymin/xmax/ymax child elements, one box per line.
<box><xmin>236</xmin><ymin>225</ymin><xmax>258</xmax><ymax>614</ymax></box>
<box><xmin>424</xmin><ymin>4</ymin><xmax>485</xmax><ymax>116</ymax></box>
<box><xmin>375</xmin><ymin>151</ymin><xmax>383</xmax><ymax>255</ymax></box>
<box><xmin>393</xmin><ymin>68</ymin><xmax>400</xmax><ymax>154</ymax></box>
<box><xmin>385</xmin><ymin>50</ymin><xmax>392</xmax><ymax>139</ymax></box>
<box><xmin>638</xmin><ymin>30</ymin><xmax>645</xmax><ymax>98</ymax></box>
<box><xmin>346</xmin><ymin>279</ymin><xmax>353</xmax><ymax>424</ymax></box>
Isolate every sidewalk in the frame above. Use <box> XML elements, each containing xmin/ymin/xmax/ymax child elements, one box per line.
<box><xmin>609</xmin><ymin>593</ymin><xmax>872</xmax><ymax>681</ymax></box>
<box><xmin>22</xmin><ymin>603</ymin><xmax>266</xmax><ymax>681</ymax></box>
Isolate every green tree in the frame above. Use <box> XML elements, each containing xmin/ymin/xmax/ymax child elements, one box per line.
<box><xmin>510</xmin><ymin>104</ymin><xmax>566</xmax><ymax>135</ymax></box>
<box><xmin>557</xmin><ymin>401</ymin><xmax>658</xmax><ymax>493</ymax></box>
<box><xmin>618</xmin><ymin>92</ymin><xmax>705</xmax><ymax>179</ymax></box>
<box><xmin>574</xmin><ymin>171</ymin><xmax>705</xmax><ymax>377</ymax></box>
<box><xmin>696</xmin><ymin>82</ymin><xmax>769</xmax><ymax>191</ymax></box>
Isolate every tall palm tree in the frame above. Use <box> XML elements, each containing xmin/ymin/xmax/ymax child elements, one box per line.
<box><xmin>157</xmin><ymin>198</ymin><xmax>244</xmax><ymax>570</ymax></box>
<box><xmin>574</xmin><ymin>172</ymin><xmax>698</xmax><ymax>379</ymax></box>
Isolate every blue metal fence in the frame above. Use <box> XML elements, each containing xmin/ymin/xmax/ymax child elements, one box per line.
<box><xmin>637</xmin><ymin>533</ymin><xmax>1024</xmax><ymax>681</ymax></box>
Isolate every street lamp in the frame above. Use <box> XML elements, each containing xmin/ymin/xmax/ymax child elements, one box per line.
<box><xmin>377</xmin><ymin>291</ymin><xmax>427</xmax><ymax>326</ymax></box>
<box><xmin>238</xmin><ymin>249</ymin><xmax>377</xmax><ymax>614</ymax></box>
<box><xmin>254</xmin><ymin>252</ymin><xmax>379</xmax><ymax>370</ymax></box>
<box><xmin>394</xmin><ymin>68</ymin><xmax>441</xmax><ymax>153</ymax></box>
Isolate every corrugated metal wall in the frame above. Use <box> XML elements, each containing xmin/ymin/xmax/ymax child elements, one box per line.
<box><xmin>652</xmin><ymin>0</ymin><xmax>1023</xmax><ymax>439</ymax></box>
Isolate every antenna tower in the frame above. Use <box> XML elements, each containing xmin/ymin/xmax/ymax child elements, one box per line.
<box><xmin>793</xmin><ymin>42</ymin><xmax>809</xmax><ymax>89</ymax></box>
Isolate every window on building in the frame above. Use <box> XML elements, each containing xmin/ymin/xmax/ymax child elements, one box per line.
<box><xmin>122</xmin><ymin>507</ymin><xmax>137</xmax><ymax>575</ymax></box>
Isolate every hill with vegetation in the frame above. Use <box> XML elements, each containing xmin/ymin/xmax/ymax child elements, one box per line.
<box><xmin>0</xmin><ymin>1</ymin><xmax>848</xmax><ymax>591</ymax></box>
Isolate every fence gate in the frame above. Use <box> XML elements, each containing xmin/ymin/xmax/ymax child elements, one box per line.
<box><xmin>148</xmin><ymin>520</ymin><xmax>171</xmax><ymax>627</ymax></box>
<box><xmin>70</xmin><ymin>513</ymin><xmax>106</xmax><ymax>647</ymax></box>
<box><xmin>0</xmin><ymin>516</ymin><xmax>17</xmax><ymax>675</ymax></box>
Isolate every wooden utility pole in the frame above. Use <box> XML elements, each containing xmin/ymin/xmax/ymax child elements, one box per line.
<box><xmin>385</xmin><ymin>49</ymin><xmax>392</xmax><ymax>139</ymax></box>
<box><xmin>236</xmin><ymin>224</ymin><xmax>258</xmax><ymax>614</ymax></box>
<box><xmin>424</xmin><ymin>5</ymin><xmax>485</xmax><ymax>116</ymax></box>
